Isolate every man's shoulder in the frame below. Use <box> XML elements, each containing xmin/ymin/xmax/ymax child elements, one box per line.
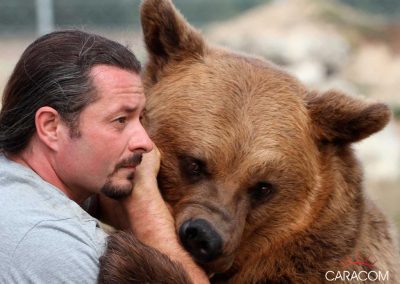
<box><xmin>0</xmin><ymin>202</ymin><xmax>107</xmax><ymax>258</ymax></box>
<box><xmin>1</xmin><ymin>212</ymin><xmax>107</xmax><ymax>283</ymax></box>
<box><xmin>0</xmin><ymin>160</ymin><xmax>91</xmax><ymax>238</ymax></box>
<box><xmin>2</xmin><ymin>217</ymin><xmax>106</xmax><ymax>283</ymax></box>
<box><xmin>0</xmin><ymin>154</ymin><xmax>99</xmax><ymax>231</ymax></box>
<box><xmin>15</xmin><ymin>217</ymin><xmax>107</xmax><ymax>256</ymax></box>
<box><xmin>0</xmin><ymin>154</ymin><xmax>64</xmax><ymax>210</ymax></box>
<box><xmin>0</xmin><ymin>184</ymin><xmax>107</xmax><ymax>250</ymax></box>
<box><xmin>0</xmin><ymin>154</ymin><xmax>107</xmax><ymax>266</ymax></box>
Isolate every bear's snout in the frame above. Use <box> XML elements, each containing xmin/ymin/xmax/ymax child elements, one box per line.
<box><xmin>179</xmin><ymin>218</ymin><xmax>223</xmax><ymax>263</ymax></box>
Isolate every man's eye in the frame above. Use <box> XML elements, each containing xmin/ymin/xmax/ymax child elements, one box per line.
<box><xmin>115</xmin><ymin>117</ymin><xmax>127</xmax><ymax>124</ymax></box>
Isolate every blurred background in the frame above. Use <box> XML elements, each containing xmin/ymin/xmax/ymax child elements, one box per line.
<box><xmin>1</xmin><ymin>0</ymin><xmax>399</xmax><ymax>234</ymax></box>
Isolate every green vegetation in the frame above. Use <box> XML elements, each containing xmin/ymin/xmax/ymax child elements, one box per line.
<box><xmin>173</xmin><ymin>0</ymin><xmax>269</xmax><ymax>26</ymax></box>
<box><xmin>339</xmin><ymin>0</ymin><xmax>400</xmax><ymax>19</ymax></box>
<box><xmin>1</xmin><ymin>0</ymin><xmax>399</xmax><ymax>34</ymax></box>
<box><xmin>0</xmin><ymin>0</ymin><xmax>270</xmax><ymax>34</ymax></box>
<box><xmin>0</xmin><ymin>0</ymin><xmax>35</xmax><ymax>32</ymax></box>
<box><xmin>393</xmin><ymin>105</ymin><xmax>400</xmax><ymax>119</ymax></box>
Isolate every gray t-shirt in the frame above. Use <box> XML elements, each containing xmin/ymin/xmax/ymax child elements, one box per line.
<box><xmin>0</xmin><ymin>154</ymin><xmax>108</xmax><ymax>283</ymax></box>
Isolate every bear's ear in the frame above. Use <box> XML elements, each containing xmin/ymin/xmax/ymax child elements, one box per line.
<box><xmin>140</xmin><ymin>0</ymin><xmax>205</xmax><ymax>83</ymax></box>
<box><xmin>306</xmin><ymin>90</ymin><xmax>391</xmax><ymax>144</ymax></box>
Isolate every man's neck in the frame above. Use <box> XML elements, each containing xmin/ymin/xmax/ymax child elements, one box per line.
<box><xmin>7</xmin><ymin>144</ymin><xmax>90</xmax><ymax>204</ymax></box>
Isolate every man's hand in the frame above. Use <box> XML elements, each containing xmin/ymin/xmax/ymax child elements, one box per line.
<box><xmin>130</xmin><ymin>144</ymin><xmax>161</xmax><ymax>188</ymax></box>
<box><xmin>99</xmin><ymin>146</ymin><xmax>209</xmax><ymax>283</ymax></box>
<box><xmin>120</xmin><ymin>146</ymin><xmax>176</xmax><ymax>243</ymax></box>
<box><xmin>95</xmin><ymin>147</ymin><xmax>165</xmax><ymax>231</ymax></box>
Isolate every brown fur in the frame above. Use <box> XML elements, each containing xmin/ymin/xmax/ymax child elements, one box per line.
<box><xmin>102</xmin><ymin>0</ymin><xmax>400</xmax><ymax>283</ymax></box>
<box><xmin>99</xmin><ymin>231</ymin><xmax>192</xmax><ymax>283</ymax></box>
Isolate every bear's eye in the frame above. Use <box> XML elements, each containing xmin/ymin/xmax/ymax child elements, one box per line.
<box><xmin>249</xmin><ymin>182</ymin><xmax>276</xmax><ymax>204</ymax></box>
<box><xmin>179</xmin><ymin>155</ymin><xmax>208</xmax><ymax>183</ymax></box>
<box><xmin>188</xmin><ymin>161</ymin><xmax>201</xmax><ymax>176</ymax></box>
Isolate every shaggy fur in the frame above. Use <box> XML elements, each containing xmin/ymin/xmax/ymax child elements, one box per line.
<box><xmin>101</xmin><ymin>0</ymin><xmax>400</xmax><ymax>283</ymax></box>
<box><xmin>99</xmin><ymin>232</ymin><xmax>192</xmax><ymax>283</ymax></box>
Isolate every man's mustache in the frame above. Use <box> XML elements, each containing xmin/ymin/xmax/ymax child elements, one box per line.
<box><xmin>115</xmin><ymin>153</ymin><xmax>143</xmax><ymax>169</ymax></box>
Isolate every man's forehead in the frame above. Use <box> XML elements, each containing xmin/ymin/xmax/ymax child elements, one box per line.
<box><xmin>90</xmin><ymin>65</ymin><xmax>143</xmax><ymax>90</ymax></box>
<box><xmin>89</xmin><ymin>65</ymin><xmax>143</xmax><ymax>100</ymax></box>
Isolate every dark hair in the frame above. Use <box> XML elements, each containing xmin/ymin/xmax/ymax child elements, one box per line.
<box><xmin>0</xmin><ymin>29</ymin><xmax>141</xmax><ymax>154</ymax></box>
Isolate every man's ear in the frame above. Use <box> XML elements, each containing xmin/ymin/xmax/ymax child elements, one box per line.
<box><xmin>140</xmin><ymin>0</ymin><xmax>205</xmax><ymax>85</ymax></box>
<box><xmin>306</xmin><ymin>90</ymin><xmax>391</xmax><ymax>144</ymax></box>
<box><xmin>35</xmin><ymin>106</ymin><xmax>63</xmax><ymax>151</ymax></box>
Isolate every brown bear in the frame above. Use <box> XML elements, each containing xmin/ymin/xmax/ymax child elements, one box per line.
<box><xmin>100</xmin><ymin>0</ymin><xmax>400</xmax><ymax>283</ymax></box>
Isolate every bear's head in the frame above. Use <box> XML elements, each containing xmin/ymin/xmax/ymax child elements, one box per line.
<box><xmin>140</xmin><ymin>0</ymin><xmax>390</xmax><ymax>274</ymax></box>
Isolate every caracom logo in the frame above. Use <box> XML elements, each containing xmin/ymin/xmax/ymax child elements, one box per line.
<box><xmin>325</xmin><ymin>255</ymin><xmax>390</xmax><ymax>282</ymax></box>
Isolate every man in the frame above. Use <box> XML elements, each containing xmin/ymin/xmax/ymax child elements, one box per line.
<box><xmin>0</xmin><ymin>30</ymin><xmax>208</xmax><ymax>283</ymax></box>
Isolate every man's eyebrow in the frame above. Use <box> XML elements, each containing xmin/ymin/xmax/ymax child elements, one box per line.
<box><xmin>122</xmin><ymin>107</ymin><xmax>137</xmax><ymax>113</ymax></box>
<box><xmin>120</xmin><ymin>106</ymin><xmax>146</xmax><ymax>114</ymax></box>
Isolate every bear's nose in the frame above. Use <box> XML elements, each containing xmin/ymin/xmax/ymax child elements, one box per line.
<box><xmin>179</xmin><ymin>218</ymin><xmax>223</xmax><ymax>263</ymax></box>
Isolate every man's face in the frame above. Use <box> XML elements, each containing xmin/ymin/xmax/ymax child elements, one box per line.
<box><xmin>55</xmin><ymin>65</ymin><xmax>153</xmax><ymax>201</ymax></box>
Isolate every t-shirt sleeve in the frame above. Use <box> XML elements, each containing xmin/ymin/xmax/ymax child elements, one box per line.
<box><xmin>7</xmin><ymin>218</ymin><xmax>107</xmax><ymax>284</ymax></box>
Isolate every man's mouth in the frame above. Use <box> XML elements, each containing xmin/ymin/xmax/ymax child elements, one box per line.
<box><xmin>117</xmin><ymin>154</ymin><xmax>143</xmax><ymax>170</ymax></box>
<box><xmin>122</xmin><ymin>165</ymin><xmax>137</xmax><ymax>169</ymax></box>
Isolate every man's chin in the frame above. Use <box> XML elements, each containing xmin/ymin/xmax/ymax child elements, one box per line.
<box><xmin>100</xmin><ymin>181</ymin><xmax>133</xmax><ymax>200</ymax></box>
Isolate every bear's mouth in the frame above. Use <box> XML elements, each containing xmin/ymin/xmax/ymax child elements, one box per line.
<box><xmin>202</xmin><ymin>253</ymin><xmax>236</xmax><ymax>275</ymax></box>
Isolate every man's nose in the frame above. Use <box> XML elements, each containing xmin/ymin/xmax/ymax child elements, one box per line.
<box><xmin>128</xmin><ymin>124</ymin><xmax>153</xmax><ymax>153</ymax></box>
